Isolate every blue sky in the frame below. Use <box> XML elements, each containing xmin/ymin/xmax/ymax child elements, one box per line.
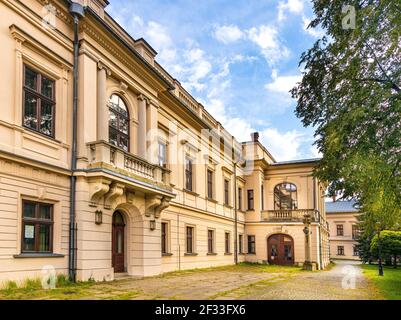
<box><xmin>106</xmin><ymin>0</ymin><xmax>324</xmax><ymax>161</ymax></box>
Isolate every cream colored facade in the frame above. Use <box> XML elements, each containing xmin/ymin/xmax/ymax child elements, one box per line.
<box><xmin>0</xmin><ymin>0</ymin><xmax>330</xmax><ymax>285</ymax></box>
<box><xmin>326</xmin><ymin>201</ymin><xmax>360</xmax><ymax>261</ymax></box>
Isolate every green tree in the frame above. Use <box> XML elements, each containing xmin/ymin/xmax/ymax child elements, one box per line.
<box><xmin>291</xmin><ymin>1</ymin><xmax>401</xmax><ymax>227</ymax></box>
<box><xmin>370</xmin><ymin>231</ymin><xmax>401</xmax><ymax>267</ymax></box>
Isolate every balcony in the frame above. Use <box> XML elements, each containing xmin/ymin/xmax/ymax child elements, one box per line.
<box><xmin>87</xmin><ymin>141</ymin><xmax>170</xmax><ymax>187</ymax></box>
<box><xmin>261</xmin><ymin>209</ymin><xmax>321</xmax><ymax>223</ymax></box>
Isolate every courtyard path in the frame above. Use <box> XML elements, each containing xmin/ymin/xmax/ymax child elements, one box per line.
<box><xmin>216</xmin><ymin>260</ymin><xmax>382</xmax><ymax>300</ymax></box>
<box><xmin>0</xmin><ymin>261</ymin><xmax>382</xmax><ymax>300</ymax></box>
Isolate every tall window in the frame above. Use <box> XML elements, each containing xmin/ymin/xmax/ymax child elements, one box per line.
<box><xmin>23</xmin><ymin>65</ymin><xmax>55</xmax><ymax>137</ymax></box>
<box><xmin>353</xmin><ymin>245</ymin><xmax>358</xmax><ymax>256</ymax></box>
<box><xmin>248</xmin><ymin>235</ymin><xmax>256</xmax><ymax>254</ymax></box>
<box><xmin>185</xmin><ymin>158</ymin><xmax>193</xmax><ymax>191</ymax></box>
<box><xmin>247</xmin><ymin>190</ymin><xmax>254</xmax><ymax>210</ymax></box>
<box><xmin>158</xmin><ymin>142</ymin><xmax>167</xmax><ymax>167</ymax></box>
<box><xmin>352</xmin><ymin>225</ymin><xmax>359</xmax><ymax>239</ymax></box>
<box><xmin>238</xmin><ymin>234</ymin><xmax>243</xmax><ymax>254</ymax></box>
<box><xmin>208</xmin><ymin>229</ymin><xmax>214</xmax><ymax>254</ymax></box>
<box><xmin>22</xmin><ymin>200</ymin><xmax>53</xmax><ymax>253</ymax></box>
<box><xmin>108</xmin><ymin>94</ymin><xmax>129</xmax><ymax>151</ymax></box>
<box><xmin>261</xmin><ymin>185</ymin><xmax>264</xmax><ymax>210</ymax></box>
<box><xmin>207</xmin><ymin>169</ymin><xmax>213</xmax><ymax>199</ymax></box>
<box><xmin>186</xmin><ymin>226</ymin><xmax>194</xmax><ymax>253</ymax></box>
<box><xmin>337</xmin><ymin>246</ymin><xmax>345</xmax><ymax>256</ymax></box>
<box><xmin>238</xmin><ymin>187</ymin><xmax>242</xmax><ymax>211</ymax></box>
<box><xmin>161</xmin><ymin>222</ymin><xmax>168</xmax><ymax>254</ymax></box>
<box><xmin>274</xmin><ymin>183</ymin><xmax>297</xmax><ymax>209</ymax></box>
<box><xmin>337</xmin><ymin>224</ymin><xmax>344</xmax><ymax>236</ymax></box>
<box><xmin>224</xmin><ymin>179</ymin><xmax>230</xmax><ymax>205</ymax></box>
<box><xmin>225</xmin><ymin>232</ymin><xmax>230</xmax><ymax>254</ymax></box>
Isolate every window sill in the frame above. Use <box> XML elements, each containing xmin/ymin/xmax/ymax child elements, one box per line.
<box><xmin>162</xmin><ymin>253</ymin><xmax>173</xmax><ymax>256</ymax></box>
<box><xmin>246</xmin><ymin>253</ymin><xmax>256</xmax><ymax>255</ymax></box>
<box><xmin>206</xmin><ymin>198</ymin><xmax>218</xmax><ymax>203</ymax></box>
<box><xmin>207</xmin><ymin>252</ymin><xmax>217</xmax><ymax>256</ymax></box>
<box><xmin>183</xmin><ymin>189</ymin><xmax>199</xmax><ymax>197</ymax></box>
<box><xmin>184</xmin><ymin>253</ymin><xmax>198</xmax><ymax>256</ymax></box>
<box><xmin>223</xmin><ymin>204</ymin><xmax>233</xmax><ymax>209</ymax></box>
<box><xmin>224</xmin><ymin>253</ymin><xmax>233</xmax><ymax>256</ymax></box>
<box><xmin>246</xmin><ymin>209</ymin><xmax>254</xmax><ymax>212</ymax></box>
<box><xmin>14</xmin><ymin>253</ymin><xmax>65</xmax><ymax>259</ymax></box>
<box><xmin>238</xmin><ymin>253</ymin><xmax>245</xmax><ymax>255</ymax></box>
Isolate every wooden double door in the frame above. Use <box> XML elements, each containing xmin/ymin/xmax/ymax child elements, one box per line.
<box><xmin>267</xmin><ymin>234</ymin><xmax>294</xmax><ymax>265</ymax></box>
<box><xmin>112</xmin><ymin>211</ymin><xmax>125</xmax><ymax>273</ymax></box>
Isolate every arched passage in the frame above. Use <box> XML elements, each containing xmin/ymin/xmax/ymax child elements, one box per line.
<box><xmin>267</xmin><ymin>234</ymin><xmax>294</xmax><ymax>265</ymax></box>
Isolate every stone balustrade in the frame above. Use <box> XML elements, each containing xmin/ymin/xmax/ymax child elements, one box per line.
<box><xmin>87</xmin><ymin>141</ymin><xmax>170</xmax><ymax>185</ymax></box>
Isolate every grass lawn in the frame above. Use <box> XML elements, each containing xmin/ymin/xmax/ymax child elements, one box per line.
<box><xmin>361</xmin><ymin>264</ymin><xmax>401</xmax><ymax>300</ymax></box>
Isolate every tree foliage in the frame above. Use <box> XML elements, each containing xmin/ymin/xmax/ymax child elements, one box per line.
<box><xmin>370</xmin><ymin>230</ymin><xmax>401</xmax><ymax>266</ymax></box>
<box><xmin>292</xmin><ymin>1</ymin><xmax>401</xmax><ymax>227</ymax></box>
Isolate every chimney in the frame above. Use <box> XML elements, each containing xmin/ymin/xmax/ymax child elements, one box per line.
<box><xmin>251</xmin><ymin>132</ymin><xmax>259</xmax><ymax>142</ymax></box>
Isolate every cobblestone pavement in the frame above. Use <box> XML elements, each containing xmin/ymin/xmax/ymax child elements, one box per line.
<box><xmin>216</xmin><ymin>260</ymin><xmax>382</xmax><ymax>300</ymax></box>
<box><xmin>3</xmin><ymin>261</ymin><xmax>381</xmax><ymax>300</ymax></box>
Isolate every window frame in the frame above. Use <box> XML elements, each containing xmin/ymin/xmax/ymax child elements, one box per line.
<box><xmin>207</xmin><ymin>229</ymin><xmax>215</xmax><ymax>254</ymax></box>
<box><xmin>247</xmin><ymin>190</ymin><xmax>254</xmax><ymax>210</ymax></box>
<box><xmin>273</xmin><ymin>183</ymin><xmax>298</xmax><ymax>210</ymax></box>
<box><xmin>224</xmin><ymin>179</ymin><xmax>230</xmax><ymax>206</ymax></box>
<box><xmin>225</xmin><ymin>232</ymin><xmax>231</xmax><ymax>254</ymax></box>
<box><xmin>238</xmin><ymin>187</ymin><xmax>242</xmax><ymax>211</ymax></box>
<box><xmin>352</xmin><ymin>225</ymin><xmax>359</xmax><ymax>239</ymax></box>
<box><xmin>158</xmin><ymin>141</ymin><xmax>167</xmax><ymax>168</ymax></box>
<box><xmin>21</xmin><ymin>200</ymin><xmax>54</xmax><ymax>253</ymax></box>
<box><xmin>108</xmin><ymin>94</ymin><xmax>130</xmax><ymax>152</ymax></box>
<box><xmin>186</xmin><ymin>226</ymin><xmax>194</xmax><ymax>254</ymax></box>
<box><xmin>337</xmin><ymin>245</ymin><xmax>345</xmax><ymax>256</ymax></box>
<box><xmin>22</xmin><ymin>64</ymin><xmax>56</xmax><ymax>138</ymax></box>
<box><xmin>247</xmin><ymin>235</ymin><xmax>256</xmax><ymax>254</ymax></box>
<box><xmin>336</xmin><ymin>224</ymin><xmax>344</xmax><ymax>236</ymax></box>
<box><xmin>207</xmin><ymin>169</ymin><xmax>214</xmax><ymax>199</ymax></box>
<box><xmin>238</xmin><ymin>234</ymin><xmax>243</xmax><ymax>254</ymax></box>
<box><xmin>161</xmin><ymin>221</ymin><xmax>169</xmax><ymax>254</ymax></box>
<box><xmin>261</xmin><ymin>185</ymin><xmax>264</xmax><ymax>210</ymax></box>
<box><xmin>185</xmin><ymin>157</ymin><xmax>193</xmax><ymax>191</ymax></box>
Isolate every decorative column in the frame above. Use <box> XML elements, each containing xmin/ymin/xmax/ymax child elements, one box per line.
<box><xmin>303</xmin><ymin>214</ymin><xmax>316</xmax><ymax>271</ymax></box>
<box><xmin>137</xmin><ymin>94</ymin><xmax>147</xmax><ymax>159</ymax></box>
<box><xmin>97</xmin><ymin>62</ymin><xmax>110</xmax><ymax>142</ymax></box>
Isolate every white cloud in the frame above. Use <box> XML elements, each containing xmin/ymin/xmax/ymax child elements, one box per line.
<box><xmin>247</xmin><ymin>25</ymin><xmax>290</xmax><ymax>64</ymax></box>
<box><xmin>260</xmin><ymin>128</ymin><xmax>305</xmax><ymax>161</ymax></box>
<box><xmin>302</xmin><ymin>16</ymin><xmax>325</xmax><ymax>38</ymax></box>
<box><xmin>278</xmin><ymin>0</ymin><xmax>304</xmax><ymax>21</ymax></box>
<box><xmin>265</xmin><ymin>70</ymin><xmax>302</xmax><ymax>94</ymax></box>
<box><xmin>213</xmin><ymin>24</ymin><xmax>244</xmax><ymax>44</ymax></box>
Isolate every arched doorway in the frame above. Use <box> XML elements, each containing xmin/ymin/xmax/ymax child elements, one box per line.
<box><xmin>267</xmin><ymin>234</ymin><xmax>294</xmax><ymax>265</ymax></box>
<box><xmin>112</xmin><ymin>211</ymin><xmax>125</xmax><ymax>273</ymax></box>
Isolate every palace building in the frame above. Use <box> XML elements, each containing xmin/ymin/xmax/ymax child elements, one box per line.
<box><xmin>326</xmin><ymin>200</ymin><xmax>360</xmax><ymax>261</ymax></box>
<box><xmin>0</xmin><ymin>0</ymin><xmax>330</xmax><ymax>284</ymax></box>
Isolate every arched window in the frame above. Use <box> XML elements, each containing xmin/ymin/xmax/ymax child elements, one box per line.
<box><xmin>274</xmin><ymin>183</ymin><xmax>297</xmax><ymax>210</ymax></box>
<box><xmin>108</xmin><ymin>94</ymin><xmax>129</xmax><ymax>151</ymax></box>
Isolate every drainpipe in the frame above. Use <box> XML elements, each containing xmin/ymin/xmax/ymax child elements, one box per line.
<box><xmin>234</xmin><ymin>162</ymin><xmax>238</xmax><ymax>264</ymax></box>
<box><xmin>68</xmin><ymin>2</ymin><xmax>84</xmax><ymax>282</ymax></box>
